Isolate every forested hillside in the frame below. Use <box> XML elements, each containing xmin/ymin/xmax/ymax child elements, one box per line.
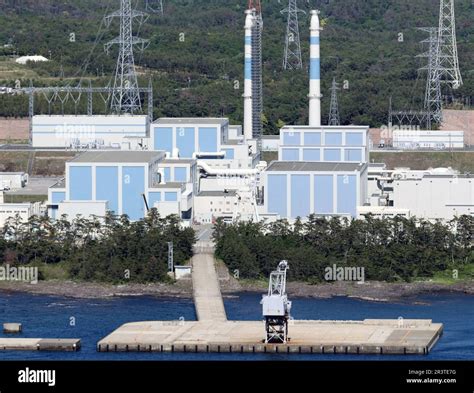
<box><xmin>0</xmin><ymin>0</ymin><xmax>473</xmax><ymax>133</ymax></box>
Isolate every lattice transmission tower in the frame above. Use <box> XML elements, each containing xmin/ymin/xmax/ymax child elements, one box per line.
<box><xmin>437</xmin><ymin>0</ymin><xmax>462</xmax><ymax>89</ymax></box>
<box><xmin>418</xmin><ymin>27</ymin><xmax>443</xmax><ymax>128</ymax></box>
<box><xmin>328</xmin><ymin>78</ymin><xmax>340</xmax><ymax>126</ymax></box>
<box><xmin>282</xmin><ymin>0</ymin><xmax>305</xmax><ymax>70</ymax></box>
<box><xmin>105</xmin><ymin>0</ymin><xmax>149</xmax><ymax>114</ymax></box>
<box><xmin>388</xmin><ymin>0</ymin><xmax>463</xmax><ymax>130</ymax></box>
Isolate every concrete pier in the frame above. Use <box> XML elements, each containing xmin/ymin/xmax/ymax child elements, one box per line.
<box><xmin>0</xmin><ymin>338</ymin><xmax>81</xmax><ymax>351</ymax></box>
<box><xmin>97</xmin><ymin>239</ymin><xmax>443</xmax><ymax>355</ymax></box>
<box><xmin>97</xmin><ymin>319</ymin><xmax>442</xmax><ymax>355</ymax></box>
<box><xmin>192</xmin><ymin>241</ymin><xmax>227</xmax><ymax>322</ymax></box>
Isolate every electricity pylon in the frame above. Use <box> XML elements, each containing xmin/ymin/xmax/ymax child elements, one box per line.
<box><xmin>437</xmin><ymin>0</ymin><xmax>462</xmax><ymax>89</ymax></box>
<box><xmin>282</xmin><ymin>0</ymin><xmax>305</xmax><ymax>70</ymax></box>
<box><xmin>418</xmin><ymin>27</ymin><xmax>443</xmax><ymax>128</ymax></box>
<box><xmin>328</xmin><ymin>78</ymin><xmax>341</xmax><ymax>126</ymax></box>
<box><xmin>105</xmin><ymin>0</ymin><xmax>149</xmax><ymax>114</ymax></box>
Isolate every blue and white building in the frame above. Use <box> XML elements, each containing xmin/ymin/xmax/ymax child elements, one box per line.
<box><xmin>258</xmin><ymin>10</ymin><xmax>370</xmax><ymax>220</ymax></box>
<box><xmin>279</xmin><ymin>126</ymin><xmax>369</xmax><ymax>163</ymax></box>
<box><xmin>261</xmin><ymin>123</ymin><xmax>370</xmax><ymax>219</ymax></box>
<box><xmin>48</xmin><ymin>151</ymin><xmax>195</xmax><ymax>221</ymax></box>
<box><xmin>263</xmin><ymin>162</ymin><xmax>368</xmax><ymax>219</ymax></box>
<box><xmin>151</xmin><ymin>118</ymin><xmax>230</xmax><ymax>158</ymax></box>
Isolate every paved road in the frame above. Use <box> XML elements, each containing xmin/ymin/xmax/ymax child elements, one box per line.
<box><xmin>194</xmin><ymin>225</ymin><xmax>213</xmax><ymax>242</ymax></box>
<box><xmin>192</xmin><ymin>241</ymin><xmax>227</xmax><ymax>322</ymax></box>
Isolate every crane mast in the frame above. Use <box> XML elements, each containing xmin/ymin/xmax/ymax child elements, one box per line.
<box><xmin>261</xmin><ymin>260</ymin><xmax>292</xmax><ymax>343</ymax></box>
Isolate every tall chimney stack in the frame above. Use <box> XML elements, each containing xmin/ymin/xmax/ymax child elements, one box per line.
<box><xmin>309</xmin><ymin>10</ymin><xmax>322</xmax><ymax>127</ymax></box>
<box><xmin>243</xmin><ymin>9</ymin><xmax>255</xmax><ymax>141</ymax></box>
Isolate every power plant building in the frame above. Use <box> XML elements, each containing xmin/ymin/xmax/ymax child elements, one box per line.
<box><xmin>279</xmin><ymin>126</ymin><xmax>369</xmax><ymax>163</ymax></box>
<box><xmin>264</xmin><ymin>162</ymin><xmax>368</xmax><ymax>219</ymax></box>
<box><xmin>47</xmin><ymin>151</ymin><xmax>193</xmax><ymax>221</ymax></box>
<box><xmin>35</xmin><ymin>8</ymin><xmax>471</xmax><ymax>225</ymax></box>
<box><xmin>392</xmin><ymin>130</ymin><xmax>465</xmax><ymax>150</ymax></box>
<box><xmin>261</xmin><ymin>10</ymin><xmax>369</xmax><ymax>219</ymax></box>
<box><xmin>32</xmin><ymin>115</ymin><xmax>148</xmax><ymax>149</ymax></box>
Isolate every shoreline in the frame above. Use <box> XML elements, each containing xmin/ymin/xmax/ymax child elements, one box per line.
<box><xmin>0</xmin><ymin>278</ymin><xmax>473</xmax><ymax>302</ymax></box>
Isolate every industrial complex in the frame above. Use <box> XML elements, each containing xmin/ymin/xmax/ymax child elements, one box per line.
<box><xmin>0</xmin><ymin>5</ymin><xmax>472</xmax><ymax>229</ymax></box>
<box><xmin>1</xmin><ymin>1</ymin><xmax>474</xmax><ymax>370</ymax></box>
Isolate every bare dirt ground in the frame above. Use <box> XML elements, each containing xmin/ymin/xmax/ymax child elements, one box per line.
<box><xmin>0</xmin><ymin>118</ymin><xmax>29</xmax><ymax>141</ymax></box>
<box><xmin>441</xmin><ymin>109</ymin><xmax>474</xmax><ymax>146</ymax></box>
<box><xmin>0</xmin><ymin>280</ymin><xmax>193</xmax><ymax>299</ymax></box>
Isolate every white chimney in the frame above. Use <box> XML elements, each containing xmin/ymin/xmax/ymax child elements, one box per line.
<box><xmin>309</xmin><ymin>10</ymin><xmax>322</xmax><ymax>127</ymax></box>
<box><xmin>243</xmin><ymin>9</ymin><xmax>255</xmax><ymax>141</ymax></box>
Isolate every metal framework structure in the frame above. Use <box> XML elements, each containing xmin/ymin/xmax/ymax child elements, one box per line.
<box><xmin>418</xmin><ymin>27</ymin><xmax>443</xmax><ymax>129</ymax></box>
<box><xmin>388</xmin><ymin>1</ymin><xmax>462</xmax><ymax>130</ymax></box>
<box><xmin>389</xmin><ymin>109</ymin><xmax>431</xmax><ymax>129</ymax></box>
<box><xmin>389</xmin><ymin>28</ymin><xmax>442</xmax><ymax>130</ymax></box>
<box><xmin>168</xmin><ymin>242</ymin><xmax>174</xmax><ymax>272</ymax></box>
<box><xmin>146</xmin><ymin>0</ymin><xmax>164</xmax><ymax>15</ymax></box>
<box><xmin>261</xmin><ymin>260</ymin><xmax>292</xmax><ymax>344</ymax></box>
<box><xmin>105</xmin><ymin>0</ymin><xmax>149</xmax><ymax>114</ymax></box>
<box><xmin>437</xmin><ymin>0</ymin><xmax>462</xmax><ymax>89</ymax></box>
<box><xmin>328</xmin><ymin>77</ymin><xmax>341</xmax><ymax>126</ymax></box>
<box><xmin>282</xmin><ymin>0</ymin><xmax>305</xmax><ymax>70</ymax></box>
<box><xmin>249</xmin><ymin>1</ymin><xmax>263</xmax><ymax>152</ymax></box>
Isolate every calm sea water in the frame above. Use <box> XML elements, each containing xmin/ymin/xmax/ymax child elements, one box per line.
<box><xmin>0</xmin><ymin>291</ymin><xmax>472</xmax><ymax>360</ymax></box>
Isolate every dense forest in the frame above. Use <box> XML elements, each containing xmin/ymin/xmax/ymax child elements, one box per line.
<box><xmin>0</xmin><ymin>210</ymin><xmax>196</xmax><ymax>283</ymax></box>
<box><xmin>213</xmin><ymin>215</ymin><xmax>473</xmax><ymax>282</ymax></box>
<box><xmin>0</xmin><ymin>0</ymin><xmax>473</xmax><ymax>132</ymax></box>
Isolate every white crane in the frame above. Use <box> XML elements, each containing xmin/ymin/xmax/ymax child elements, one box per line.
<box><xmin>261</xmin><ymin>260</ymin><xmax>292</xmax><ymax>343</ymax></box>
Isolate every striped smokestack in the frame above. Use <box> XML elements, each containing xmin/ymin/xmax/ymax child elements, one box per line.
<box><xmin>309</xmin><ymin>10</ymin><xmax>322</xmax><ymax>127</ymax></box>
<box><xmin>243</xmin><ymin>9</ymin><xmax>255</xmax><ymax>141</ymax></box>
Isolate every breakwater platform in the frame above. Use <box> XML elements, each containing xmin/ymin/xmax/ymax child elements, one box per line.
<box><xmin>97</xmin><ymin>319</ymin><xmax>442</xmax><ymax>355</ymax></box>
<box><xmin>0</xmin><ymin>338</ymin><xmax>81</xmax><ymax>351</ymax></box>
<box><xmin>97</xmin><ymin>241</ymin><xmax>443</xmax><ymax>355</ymax></box>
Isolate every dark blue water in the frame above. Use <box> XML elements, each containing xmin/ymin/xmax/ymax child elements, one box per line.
<box><xmin>0</xmin><ymin>291</ymin><xmax>472</xmax><ymax>360</ymax></box>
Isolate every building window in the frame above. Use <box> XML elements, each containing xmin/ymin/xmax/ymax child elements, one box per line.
<box><xmin>325</xmin><ymin>133</ymin><xmax>343</xmax><ymax>146</ymax></box>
